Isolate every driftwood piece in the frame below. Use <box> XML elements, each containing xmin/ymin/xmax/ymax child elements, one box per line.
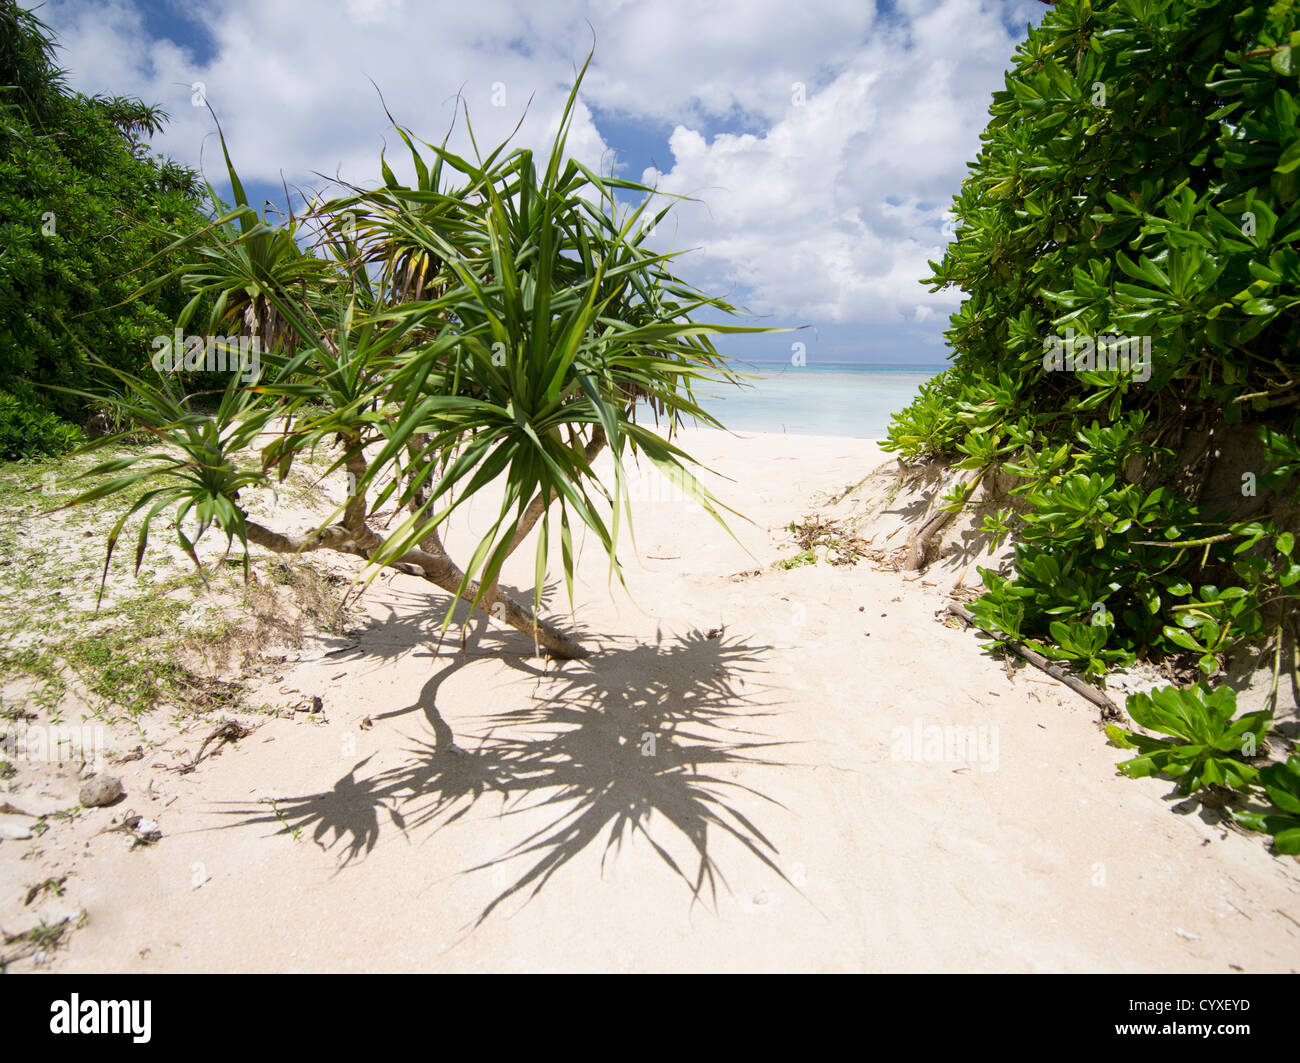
<box><xmin>0</xmin><ymin>938</ymin><xmax>40</xmax><ymax>967</ymax></box>
<box><xmin>945</xmin><ymin>602</ymin><xmax>1120</xmax><ymax>719</ymax></box>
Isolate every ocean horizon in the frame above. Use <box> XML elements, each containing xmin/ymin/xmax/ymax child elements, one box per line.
<box><xmin>641</xmin><ymin>362</ymin><xmax>949</xmax><ymax>439</ymax></box>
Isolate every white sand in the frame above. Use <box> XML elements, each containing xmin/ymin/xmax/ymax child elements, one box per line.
<box><xmin>3</xmin><ymin>429</ymin><xmax>1298</xmax><ymax>972</ymax></box>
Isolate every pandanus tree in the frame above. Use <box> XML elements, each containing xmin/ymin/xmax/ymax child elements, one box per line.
<box><xmin>65</xmin><ymin>62</ymin><xmax>766</xmax><ymax>660</ymax></box>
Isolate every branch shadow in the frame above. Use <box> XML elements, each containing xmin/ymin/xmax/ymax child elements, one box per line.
<box><xmin>932</xmin><ymin>516</ymin><xmax>1008</xmax><ymax>571</ymax></box>
<box><xmin>215</xmin><ymin>625</ymin><xmax>794</xmax><ymax>929</ymax></box>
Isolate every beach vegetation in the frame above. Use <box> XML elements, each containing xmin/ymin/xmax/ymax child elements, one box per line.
<box><xmin>1106</xmin><ymin>683</ymin><xmax>1271</xmax><ymax>794</ymax></box>
<box><xmin>0</xmin><ymin>450</ymin><xmax>354</xmax><ymax>724</ymax></box>
<box><xmin>0</xmin><ymin>1</ymin><xmax>212</xmax><ymax>456</ymax></box>
<box><xmin>885</xmin><ymin>0</ymin><xmax>1300</xmax><ymax>689</ymax></box>
<box><xmin>781</xmin><ymin>515</ymin><xmax>870</xmax><ymax>568</ymax></box>
<box><xmin>1233</xmin><ymin>753</ymin><xmax>1300</xmax><ymax>853</ymax></box>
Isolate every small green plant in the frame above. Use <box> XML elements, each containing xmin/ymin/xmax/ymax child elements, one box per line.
<box><xmin>977</xmin><ymin>507</ymin><xmax>1016</xmax><ymax>549</ymax></box>
<box><xmin>3</xmin><ymin>918</ymin><xmax>72</xmax><ymax>955</ymax></box>
<box><xmin>262</xmin><ymin>796</ymin><xmax>303</xmax><ymax>842</ymax></box>
<box><xmin>1041</xmin><ymin>619</ymin><xmax>1131</xmax><ymax>678</ymax></box>
<box><xmin>1234</xmin><ymin>754</ymin><xmax>1300</xmax><ymax>855</ymax></box>
<box><xmin>1106</xmin><ymin>684</ymin><xmax>1271</xmax><ymax>794</ymax></box>
<box><xmin>24</xmin><ymin>876</ymin><xmax>67</xmax><ymax>905</ymax></box>
<box><xmin>968</xmin><ymin>568</ymin><xmax>1030</xmax><ymax>639</ymax></box>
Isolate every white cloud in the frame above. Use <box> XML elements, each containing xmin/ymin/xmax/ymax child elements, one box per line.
<box><xmin>641</xmin><ymin>0</ymin><xmax>1043</xmax><ymax>323</ymax></box>
<box><xmin>31</xmin><ymin>0</ymin><xmax>1043</xmax><ymax>327</ymax></box>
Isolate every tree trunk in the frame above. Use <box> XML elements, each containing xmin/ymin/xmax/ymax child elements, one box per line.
<box><xmin>903</xmin><ymin>464</ymin><xmax>989</xmax><ymax>570</ymax></box>
<box><xmin>240</xmin><ymin>519</ymin><xmax>590</xmax><ymax>659</ymax></box>
<box><xmin>239</xmin><ymin>424</ymin><xmax>613</xmax><ymax>660</ymax></box>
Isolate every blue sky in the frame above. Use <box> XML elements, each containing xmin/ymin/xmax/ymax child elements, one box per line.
<box><xmin>33</xmin><ymin>0</ymin><xmax>1046</xmax><ymax>365</ymax></box>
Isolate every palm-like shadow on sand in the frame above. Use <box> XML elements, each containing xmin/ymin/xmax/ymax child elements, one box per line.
<box><xmin>218</xmin><ymin>624</ymin><xmax>792</xmax><ymax>926</ymax></box>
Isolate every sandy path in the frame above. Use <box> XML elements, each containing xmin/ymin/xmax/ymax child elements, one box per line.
<box><xmin>27</xmin><ymin>430</ymin><xmax>1300</xmax><ymax>972</ymax></box>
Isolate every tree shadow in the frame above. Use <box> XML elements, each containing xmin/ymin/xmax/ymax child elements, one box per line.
<box><xmin>311</xmin><ymin>576</ymin><xmax>579</xmax><ymax>668</ymax></box>
<box><xmin>882</xmin><ymin>495</ymin><xmax>930</xmax><ymax>524</ymax></box>
<box><xmin>215</xmin><ymin>625</ymin><xmax>793</xmax><ymax>928</ymax></box>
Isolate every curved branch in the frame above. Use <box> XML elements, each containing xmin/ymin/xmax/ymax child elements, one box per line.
<box><xmin>481</xmin><ymin>424</ymin><xmax>609</xmax><ymax>610</ymax></box>
<box><xmin>241</xmin><ymin>518</ymin><xmax>589</xmax><ymax>659</ymax></box>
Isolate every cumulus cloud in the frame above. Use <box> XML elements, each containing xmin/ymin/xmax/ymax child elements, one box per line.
<box><xmin>32</xmin><ymin>0</ymin><xmax>1043</xmax><ymax>329</ymax></box>
<box><xmin>640</xmin><ymin>0</ymin><xmax>1044</xmax><ymax>323</ymax></box>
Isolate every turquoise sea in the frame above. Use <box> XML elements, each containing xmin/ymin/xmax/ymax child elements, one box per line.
<box><xmin>643</xmin><ymin>363</ymin><xmax>948</xmax><ymax>439</ymax></box>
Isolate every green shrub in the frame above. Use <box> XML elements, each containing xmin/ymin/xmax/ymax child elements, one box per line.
<box><xmin>1234</xmin><ymin>754</ymin><xmax>1300</xmax><ymax>853</ymax></box>
<box><xmin>1106</xmin><ymin>683</ymin><xmax>1271</xmax><ymax>793</ymax></box>
<box><xmin>0</xmin><ymin>0</ymin><xmax>211</xmax><ymax>425</ymax></box>
<box><xmin>0</xmin><ymin>390</ymin><xmax>82</xmax><ymax>460</ymax></box>
<box><xmin>886</xmin><ymin>0</ymin><xmax>1300</xmax><ymax>677</ymax></box>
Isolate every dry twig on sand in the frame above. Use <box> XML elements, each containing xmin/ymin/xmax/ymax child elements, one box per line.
<box><xmin>193</xmin><ymin>720</ymin><xmax>254</xmax><ymax>765</ymax></box>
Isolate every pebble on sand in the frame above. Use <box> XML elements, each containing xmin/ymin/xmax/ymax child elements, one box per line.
<box><xmin>78</xmin><ymin>775</ymin><xmax>124</xmax><ymax>807</ymax></box>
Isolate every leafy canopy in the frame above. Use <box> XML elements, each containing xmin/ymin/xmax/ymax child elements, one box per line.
<box><xmin>887</xmin><ymin>0</ymin><xmax>1300</xmax><ymax>678</ymax></box>
<box><xmin>0</xmin><ymin>0</ymin><xmax>210</xmax><ymax>451</ymax></box>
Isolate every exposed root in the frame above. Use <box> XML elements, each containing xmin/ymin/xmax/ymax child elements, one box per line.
<box><xmin>904</xmin><ymin>464</ymin><xmax>989</xmax><ymax>570</ymax></box>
